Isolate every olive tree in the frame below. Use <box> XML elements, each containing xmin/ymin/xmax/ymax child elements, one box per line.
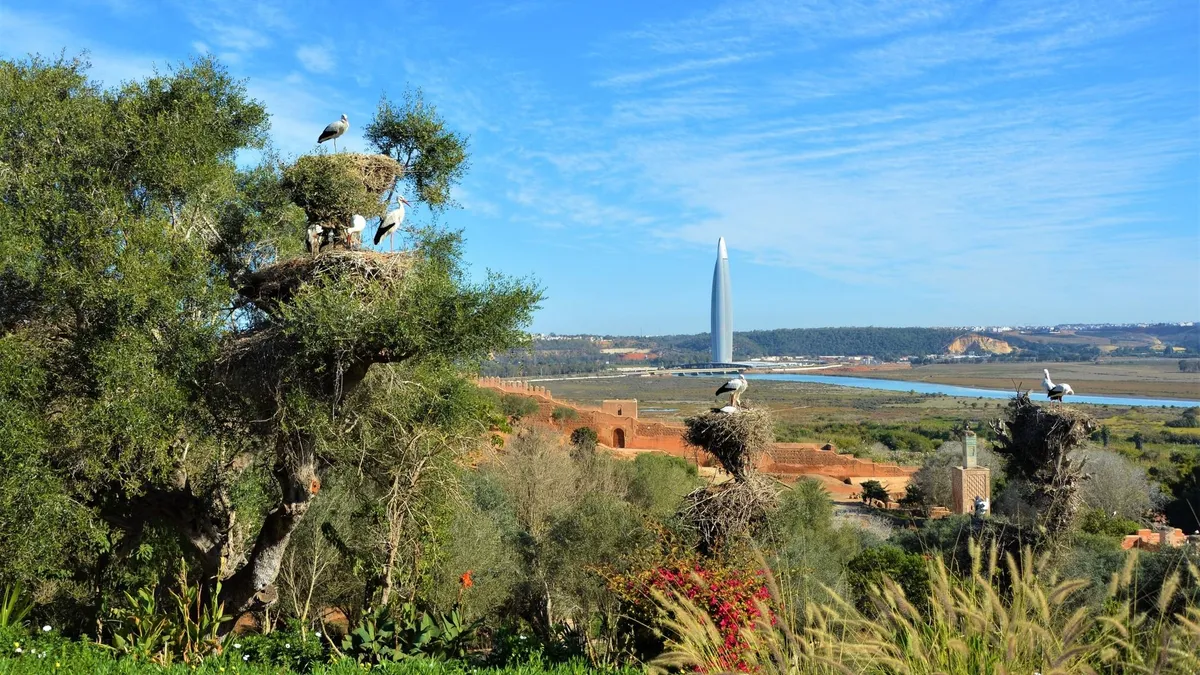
<box><xmin>0</xmin><ymin>54</ymin><xmax>539</xmax><ymax>622</ymax></box>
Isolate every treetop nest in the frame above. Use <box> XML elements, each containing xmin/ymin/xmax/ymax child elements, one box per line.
<box><xmin>683</xmin><ymin>408</ymin><xmax>774</xmax><ymax>482</ymax></box>
<box><xmin>239</xmin><ymin>250</ymin><xmax>414</xmax><ymax>314</ymax></box>
<box><xmin>991</xmin><ymin>392</ymin><xmax>1096</xmax><ymax>539</ymax></box>
<box><xmin>991</xmin><ymin>393</ymin><xmax>1095</xmax><ymax>481</ymax></box>
<box><xmin>679</xmin><ymin>475</ymin><xmax>779</xmax><ymax>554</ymax></box>
<box><xmin>281</xmin><ymin>153</ymin><xmax>403</xmax><ymax>225</ymax></box>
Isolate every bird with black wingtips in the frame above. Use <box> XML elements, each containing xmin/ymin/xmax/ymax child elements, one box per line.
<box><xmin>374</xmin><ymin>197</ymin><xmax>411</xmax><ymax>250</ymax></box>
<box><xmin>318</xmin><ymin>114</ymin><xmax>348</xmax><ymax>152</ymax></box>
<box><xmin>715</xmin><ymin>373</ymin><xmax>748</xmax><ymax>408</ymax></box>
<box><xmin>1042</xmin><ymin>368</ymin><xmax>1074</xmax><ymax>402</ymax></box>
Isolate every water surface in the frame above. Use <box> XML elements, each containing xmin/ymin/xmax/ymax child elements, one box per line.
<box><xmin>744</xmin><ymin>373</ymin><xmax>1199</xmax><ymax>408</ymax></box>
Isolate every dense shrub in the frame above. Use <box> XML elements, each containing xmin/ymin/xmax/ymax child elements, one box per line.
<box><xmin>551</xmin><ymin>406</ymin><xmax>580</xmax><ymax>423</ymax></box>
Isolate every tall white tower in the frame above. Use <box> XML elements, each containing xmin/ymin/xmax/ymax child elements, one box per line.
<box><xmin>710</xmin><ymin>237</ymin><xmax>733</xmax><ymax>364</ymax></box>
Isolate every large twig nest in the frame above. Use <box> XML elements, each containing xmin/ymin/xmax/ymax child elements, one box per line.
<box><xmin>281</xmin><ymin>153</ymin><xmax>402</xmax><ymax>224</ymax></box>
<box><xmin>683</xmin><ymin>408</ymin><xmax>774</xmax><ymax>481</ymax></box>
<box><xmin>239</xmin><ymin>250</ymin><xmax>413</xmax><ymax>314</ymax></box>
<box><xmin>679</xmin><ymin>475</ymin><xmax>779</xmax><ymax>554</ymax></box>
<box><xmin>991</xmin><ymin>392</ymin><xmax>1096</xmax><ymax>539</ymax></box>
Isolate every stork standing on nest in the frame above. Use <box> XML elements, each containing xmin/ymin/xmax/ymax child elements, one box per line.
<box><xmin>715</xmin><ymin>373</ymin><xmax>748</xmax><ymax>409</ymax></box>
<box><xmin>346</xmin><ymin>214</ymin><xmax>367</xmax><ymax>248</ymax></box>
<box><xmin>318</xmin><ymin>114</ymin><xmax>349</xmax><ymax>152</ymax></box>
<box><xmin>1042</xmin><ymin>368</ymin><xmax>1074</xmax><ymax>402</ymax></box>
<box><xmin>305</xmin><ymin>223</ymin><xmax>324</xmax><ymax>256</ymax></box>
<box><xmin>375</xmin><ymin>197</ymin><xmax>411</xmax><ymax>251</ymax></box>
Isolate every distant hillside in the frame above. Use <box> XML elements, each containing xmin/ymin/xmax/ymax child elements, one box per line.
<box><xmin>947</xmin><ymin>334</ymin><xmax>1013</xmax><ymax>355</ymax></box>
<box><xmin>481</xmin><ymin>324</ymin><xmax>1198</xmax><ymax>376</ymax></box>
<box><xmin>653</xmin><ymin>327</ymin><xmax>963</xmax><ymax>361</ymax></box>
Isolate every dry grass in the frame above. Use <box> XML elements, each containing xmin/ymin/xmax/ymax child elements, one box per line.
<box><xmin>651</xmin><ymin>540</ymin><xmax>1200</xmax><ymax>675</ymax></box>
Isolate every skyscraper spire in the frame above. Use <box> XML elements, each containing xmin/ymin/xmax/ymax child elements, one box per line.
<box><xmin>711</xmin><ymin>237</ymin><xmax>733</xmax><ymax>364</ymax></box>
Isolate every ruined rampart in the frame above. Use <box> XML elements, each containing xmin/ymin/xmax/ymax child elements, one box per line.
<box><xmin>477</xmin><ymin>378</ymin><xmax>916</xmax><ymax>485</ymax></box>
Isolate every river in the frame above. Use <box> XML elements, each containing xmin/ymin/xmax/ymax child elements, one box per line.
<box><xmin>744</xmin><ymin>373</ymin><xmax>1199</xmax><ymax>408</ymax></box>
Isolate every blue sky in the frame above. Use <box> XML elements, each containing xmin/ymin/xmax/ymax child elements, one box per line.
<box><xmin>2</xmin><ymin>0</ymin><xmax>1198</xmax><ymax>334</ymax></box>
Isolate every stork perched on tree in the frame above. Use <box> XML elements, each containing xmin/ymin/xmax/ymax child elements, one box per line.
<box><xmin>347</xmin><ymin>214</ymin><xmax>367</xmax><ymax>248</ymax></box>
<box><xmin>374</xmin><ymin>197</ymin><xmax>411</xmax><ymax>249</ymax></box>
<box><xmin>318</xmin><ymin>114</ymin><xmax>348</xmax><ymax>152</ymax></box>
<box><xmin>715</xmin><ymin>373</ymin><xmax>748</xmax><ymax>409</ymax></box>
<box><xmin>1042</xmin><ymin>368</ymin><xmax>1074</xmax><ymax>402</ymax></box>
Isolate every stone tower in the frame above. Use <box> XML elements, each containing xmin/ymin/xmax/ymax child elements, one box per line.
<box><xmin>950</xmin><ymin>429</ymin><xmax>990</xmax><ymax>515</ymax></box>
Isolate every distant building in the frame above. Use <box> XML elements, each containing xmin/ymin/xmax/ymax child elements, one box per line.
<box><xmin>710</xmin><ymin>237</ymin><xmax>734</xmax><ymax>364</ymax></box>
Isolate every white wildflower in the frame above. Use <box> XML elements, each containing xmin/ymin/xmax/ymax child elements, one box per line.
<box><xmin>41</xmin><ymin>626</ymin><xmax>51</xmax><ymax>633</ymax></box>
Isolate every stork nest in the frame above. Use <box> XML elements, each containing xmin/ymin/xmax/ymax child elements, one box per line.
<box><xmin>990</xmin><ymin>392</ymin><xmax>1096</xmax><ymax>539</ymax></box>
<box><xmin>281</xmin><ymin>153</ymin><xmax>402</xmax><ymax>224</ymax></box>
<box><xmin>679</xmin><ymin>475</ymin><xmax>780</xmax><ymax>554</ymax></box>
<box><xmin>239</xmin><ymin>250</ymin><xmax>414</xmax><ymax>314</ymax></box>
<box><xmin>683</xmin><ymin>408</ymin><xmax>774</xmax><ymax>482</ymax></box>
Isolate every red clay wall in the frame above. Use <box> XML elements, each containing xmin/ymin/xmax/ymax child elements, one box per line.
<box><xmin>477</xmin><ymin>378</ymin><xmax>916</xmax><ymax>481</ymax></box>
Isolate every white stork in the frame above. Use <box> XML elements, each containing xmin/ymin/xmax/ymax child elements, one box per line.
<box><xmin>1042</xmin><ymin>368</ymin><xmax>1074</xmax><ymax>402</ymax></box>
<box><xmin>318</xmin><ymin>114</ymin><xmax>349</xmax><ymax>152</ymax></box>
<box><xmin>347</xmin><ymin>214</ymin><xmax>367</xmax><ymax>248</ymax></box>
<box><xmin>715</xmin><ymin>373</ymin><xmax>748</xmax><ymax>408</ymax></box>
<box><xmin>374</xmin><ymin>197</ymin><xmax>411</xmax><ymax>249</ymax></box>
<box><xmin>305</xmin><ymin>223</ymin><xmax>323</xmax><ymax>256</ymax></box>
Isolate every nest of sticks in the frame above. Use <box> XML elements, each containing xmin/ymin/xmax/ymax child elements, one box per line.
<box><xmin>239</xmin><ymin>250</ymin><xmax>413</xmax><ymax>315</ymax></box>
<box><xmin>990</xmin><ymin>392</ymin><xmax>1096</xmax><ymax>538</ymax></box>
<box><xmin>683</xmin><ymin>407</ymin><xmax>774</xmax><ymax>482</ymax></box>
<box><xmin>679</xmin><ymin>475</ymin><xmax>779</xmax><ymax>554</ymax></box>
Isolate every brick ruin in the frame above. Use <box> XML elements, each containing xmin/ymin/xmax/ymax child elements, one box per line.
<box><xmin>478</xmin><ymin>377</ymin><xmax>916</xmax><ymax>498</ymax></box>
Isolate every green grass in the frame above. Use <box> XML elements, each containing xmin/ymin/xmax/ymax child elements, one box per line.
<box><xmin>0</xmin><ymin>651</ymin><xmax>632</xmax><ymax>675</ymax></box>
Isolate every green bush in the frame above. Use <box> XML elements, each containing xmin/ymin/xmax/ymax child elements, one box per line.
<box><xmin>625</xmin><ymin>453</ymin><xmax>700</xmax><ymax>517</ymax></box>
<box><xmin>500</xmin><ymin>394</ymin><xmax>540</xmax><ymax>421</ymax></box>
<box><xmin>1078</xmin><ymin>508</ymin><xmax>1141</xmax><ymax>539</ymax></box>
<box><xmin>847</xmin><ymin>545</ymin><xmax>931</xmax><ymax>613</ymax></box>
<box><xmin>551</xmin><ymin>406</ymin><xmax>579</xmax><ymax>424</ymax></box>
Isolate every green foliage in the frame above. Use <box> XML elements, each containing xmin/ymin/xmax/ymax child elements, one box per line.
<box><xmin>569</xmin><ymin>427</ymin><xmax>598</xmax><ymax>450</ymax></box>
<box><xmin>0</xmin><ymin>584</ymin><xmax>32</xmax><ymax>630</ymax></box>
<box><xmin>858</xmin><ymin>480</ymin><xmax>891</xmax><ymax>506</ymax></box>
<box><xmin>500</xmin><ymin>394</ymin><xmax>540</xmax><ymax>421</ymax></box>
<box><xmin>1078</xmin><ymin>508</ymin><xmax>1141</xmax><ymax>539</ymax></box>
<box><xmin>0</xmin><ymin>51</ymin><xmax>539</xmax><ymax>627</ymax></box>
<box><xmin>280</xmin><ymin>153</ymin><xmax>392</xmax><ymax>224</ymax></box>
<box><xmin>846</xmin><ymin>545</ymin><xmax>931</xmax><ymax>613</ymax></box>
<box><xmin>625</xmin><ymin>453</ymin><xmax>700</xmax><ymax>518</ymax></box>
<box><xmin>551</xmin><ymin>406</ymin><xmax>579</xmax><ymax>424</ymax></box>
<box><xmin>1165</xmin><ymin>407</ymin><xmax>1200</xmax><ymax>428</ymax></box>
<box><xmin>233</xmin><ymin>624</ymin><xmax>326</xmax><ymax>670</ymax></box>
<box><xmin>341</xmin><ymin>603</ymin><xmax>481</xmax><ymax>664</ymax></box>
<box><xmin>365</xmin><ymin>89</ymin><xmax>469</xmax><ymax>210</ymax></box>
<box><xmin>108</xmin><ymin>561</ymin><xmax>229</xmax><ymax>665</ymax></box>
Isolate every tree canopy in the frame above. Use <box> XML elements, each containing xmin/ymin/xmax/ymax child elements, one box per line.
<box><xmin>0</xmin><ymin>54</ymin><xmax>539</xmax><ymax>623</ymax></box>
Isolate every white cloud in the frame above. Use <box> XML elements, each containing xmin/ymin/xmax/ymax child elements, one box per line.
<box><xmin>295</xmin><ymin>43</ymin><xmax>334</xmax><ymax>74</ymax></box>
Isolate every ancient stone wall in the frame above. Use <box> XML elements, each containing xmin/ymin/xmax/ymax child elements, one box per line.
<box><xmin>476</xmin><ymin>378</ymin><xmax>916</xmax><ymax>482</ymax></box>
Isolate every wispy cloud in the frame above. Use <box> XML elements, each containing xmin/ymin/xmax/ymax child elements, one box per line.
<box><xmin>295</xmin><ymin>43</ymin><xmax>334</xmax><ymax>74</ymax></box>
